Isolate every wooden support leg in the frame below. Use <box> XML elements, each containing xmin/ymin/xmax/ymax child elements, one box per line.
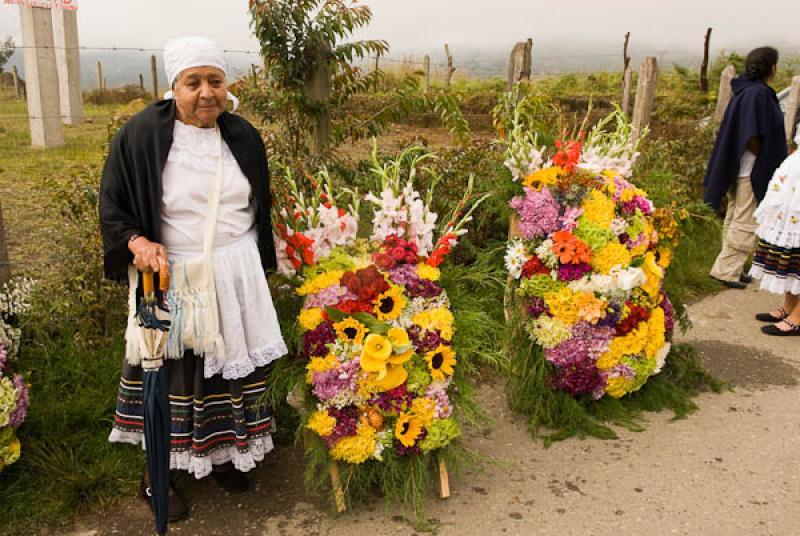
<box><xmin>330</xmin><ymin>462</ymin><xmax>347</xmax><ymax>512</ymax></box>
<box><xmin>438</xmin><ymin>457</ymin><xmax>450</xmax><ymax>499</ymax></box>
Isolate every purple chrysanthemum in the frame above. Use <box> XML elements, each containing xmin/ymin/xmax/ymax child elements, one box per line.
<box><xmin>311</xmin><ymin>358</ymin><xmax>360</xmax><ymax>402</ymax></box>
<box><xmin>324</xmin><ymin>405</ymin><xmax>360</xmax><ymax>447</ymax></box>
<box><xmin>548</xmin><ymin>360</ymin><xmax>607</xmax><ymax>397</ymax></box>
<box><xmin>408</xmin><ymin>325</ymin><xmax>443</xmax><ymax>355</ymax></box>
<box><xmin>371</xmin><ymin>384</ymin><xmax>413</xmax><ymax>413</ymax></box>
<box><xmin>557</xmin><ymin>263</ymin><xmax>592</xmax><ymax>281</ymax></box>
<box><xmin>9</xmin><ymin>374</ymin><xmax>29</xmax><ymax>428</ymax></box>
<box><xmin>661</xmin><ymin>294</ymin><xmax>675</xmax><ymax>334</ymax></box>
<box><xmin>527</xmin><ymin>297</ymin><xmax>547</xmax><ymax>318</ymax></box>
<box><xmin>303</xmin><ymin>321</ymin><xmax>336</xmax><ymax>357</ymax></box>
<box><xmin>509</xmin><ymin>187</ymin><xmax>560</xmax><ymax>239</ymax></box>
<box><xmin>0</xmin><ymin>342</ymin><xmax>7</xmax><ymax>375</ymax></box>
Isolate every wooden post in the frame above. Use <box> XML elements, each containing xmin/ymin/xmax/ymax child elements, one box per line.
<box><xmin>95</xmin><ymin>60</ymin><xmax>102</xmax><ymax>90</ymax></box>
<box><xmin>251</xmin><ymin>63</ymin><xmax>257</xmax><ymax>81</ymax></box>
<box><xmin>12</xmin><ymin>65</ymin><xmax>21</xmax><ymax>99</ymax></box>
<box><xmin>150</xmin><ymin>54</ymin><xmax>159</xmax><ymax>102</ymax></box>
<box><xmin>506</xmin><ymin>42</ymin><xmax>525</xmax><ymax>92</ymax></box>
<box><xmin>621</xmin><ymin>67</ymin><xmax>633</xmax><ymax>117</ymax></box>
<box><xmin>306</xmin><ymin>42</ymin><xmax>332</xmax><ymax>156</ymax></box>
<box><xmin>700</xmin><ymin>28</ymin><xmax>712</xmax><ymax>92</ymax></box>
<box><xmin>444</xmin><ymin>44</ymin><xmax>455</xmax><ymax>88</ymax></box>
<box><xmin>0</xmin><ymin>201</ymin><xmax>10</xmax><ymax>284</ymax></box>
<box><xmin>622</xmin><ymin>32</ymin><xmax>631</xmax><ymax>72</ymax></box>
<box><xmin>138</xmin><ymin>73</ymin><xmax>144</xmax><ymax>92</ymax></box>
<box><xmin>784</xmin><ymin>76</ymin><xmax>800</xmax><ymax>145</ymax></box>
<box><xmin>438</xmin><ymin>457</ymin><xmax>451</xmax><ymax>499</ymax></box>
<box><xmin>631</xmin><ymin>56</ymin><xmax>658</xmax><ymax>145</ymax></box>
<box><xmin>520</xmin><ymin>38</ymin><xmax>533</xmax><ymax>82</ymax></box>
<box><xmin>423</xmin><ymin>54</ymin><xmax>430</xmax><ymax>93</ymax></box>
<box><xmin>714</xmin><ymin>65</ymin><xmax>736</xmax><ymax>124</ymax></box>
<box><xmin>329</xmin><ymin>463</ymin><xmax>346</xmax><ymax>513</ymax></box>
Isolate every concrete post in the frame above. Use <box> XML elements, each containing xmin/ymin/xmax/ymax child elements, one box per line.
<box><xmin>51</xmin><ymin>7</ymin><xmax>83</xmax><ymax>124</ymax></box>
<box><xmin>714</xmin><ymin>65</ymin><xmax>736</xmax><ymax>124</ymax></box>
<box><xmin>139</xmin><ymin>73</ymin><xmax>144</xmax><ymax>92</ymax></box>
<box><xmin>19</xmin><ymin>5</ymin><xmax>64</xmax><ymax>148</ymax></box>
<box><xmin>784</xmin><ymin>76</ymin><xmax>800</xmax><ymax>145</ymax></box>
<box><xmin>631</xmin><ymin>56</ymin><xmax>658</xmax><ymax>145</ymax></box>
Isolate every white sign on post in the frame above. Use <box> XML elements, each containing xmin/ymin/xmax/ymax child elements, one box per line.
<box><xmin>4</xmin><ymin>0</ymin><xmax>78</xmax><ymax>9</ymax></box>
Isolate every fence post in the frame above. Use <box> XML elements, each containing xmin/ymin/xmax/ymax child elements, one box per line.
<box><xmin>12</xmin><ymin>65</ymin><xmax>21</xmax><ymax>100</ymax></box>
<box><xmin>621</xmin><ymin>67</ymin><xmax>633</xmax><ymax>117</ymax></box>
<box><xmin>714</xmin><ymin>65</ymin><xmax>736</xmax><ymax>124</ymax></box>
<box><xmin>784</xmin><ymin>76</ymin><xmax>800</xmax><ymax>145</ymax></box>
<box><xmin>444</xmin><ymin>44</ymin><xmax>455</xmax><ymax>89</ymax></box>
<box><xmin>631</xmin><ymin>56</ymin><xmax>658</xmax><ymax>145</ymax></box>
<box><xmin>423</xmin><ymin>54</ymin><xmax>430</xmax><ymax>93</ymax></box>
<box><xmin>521</xmin><ymin>38</ymin><xmax>533</xmax><ymax>82</ymax></box>
<box><xmin>506</xmin><ymin>42</ymin><xmax>525</xmax><ymax>92</ymax></box>
<box><xmin>622</xmin><ymin>32</ymin><xmax>631</xmax><ymax>72</ymax></box>
<box><xmin>139</xmin><ymin>73</ymin><xmax>144</xmax><ymax>92</ymax></box>
<box><xmin>0</xmin><ymin>201</ymin><xmax>10</xmax><ymax>284</ymax></box>
<box><xmin>700</xmin><ymin>27</ymin><xmax>712</xmax><ymax>92</ymax></box>
<box><xmin>51</xmin><ymin>6</ymin><xmax>83</xmax><ymax>124</ymax></box>
<box><xmin>150</xmin><ymin>54</ymin><xmax>158</xmax><ymax>102</ymax></box>
<box><xmin>19</xmin><ymin>4</ymin><xmax>64</xmax><ymax>148</ymax></box>
<box><xmin>95</xmin><ymin>60</ymin><xmax>103</xmax><ymax>90</ymax></box>
<box><xmin>251</xmin><ymin>63</ymin><xmax>257</xmax><ymax>81</ymax></box>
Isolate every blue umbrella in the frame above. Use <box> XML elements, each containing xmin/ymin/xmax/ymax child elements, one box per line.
<box><xmin>136</xmin><ymin>269</ymin><xmax>171</xmax><ymax>535</ymax></box>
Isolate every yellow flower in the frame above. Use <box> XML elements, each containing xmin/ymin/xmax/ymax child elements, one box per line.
<box><xmin>374</xmin><ymin>286</ymin><xmax>407</xmax><ymax>321</ymax></box>
<box><xmin>644</xmin><ymin>308</ymin><xmax>666</xmax><ymax>359</ymax></box>
<box><xmin>334</xmin><ymin>318</ymin><xmax>368</xmax><ymax>345</ymax></box>
<box><xmin>523</xmin><ymin>166</ymin><xmax>562</xmax><ymax>190</ymax></box>
<box><xmin>574</xmin><ymin>292</ymin><xmax>606</xmax><ymax>324</ymax></box>
<box><xmin>357</xmin><ymin>374</ymin><xmax>380</xmax><ymax>399</ymax></box>
<box><xmin>411</xmin><ymin>398</ymin><xmax>435</xmax><ymax>427</ymax></box>
<box><xmin>395</xmin><ymin>412</ymin><xmax>422</xmax><ymax>447</ymax></box>
<box><xmin>581</xmin><ymin>190</ymin><xmax>616</xmax><ymax>228</ymax></box>
<box><xmin>298</xmin><ymin>307</ymin><xmax>326</xmax><ymax>332</ymax></box>
<box><xmin>605</xmin><ymin>376</ymin><xmax>630</xmax><ymax>398</ymax></box>
<box><xmin>331</xmin><ymin>423</ymin><xmax>376</xmax><ymax>464</ymax></box>
<box><xmin>641</xmin><ymin>252</ymin><xmax>663</xmax><ymax>297</ymax></box>
<box><xmin>297</xmin><ymin>270</ymin><xmax>345</xmax><ymax>296</ymax></box>
<box><xmin>412</xmin><ymin>307</ymin><xmax>455</xmax><ymax>339</ymax></box>
<box><xmin>360</xmin><ymin>334</ymin><xmax>392</xmax><ymax>376</ymax></box>
<box><xmin>307</xmin><ymin>410</ymin><xmax>336</xmax><ymax>437</ymax></box>
<box><xmin>425</xmin><ymin>345</ymin><xmax>457</xmax><ymax>381</ymax></box>
<box><xmin>374</xmin><ymin>363</ymin><xmax>408</xmax><ymax>392</ymax></box>
<box><xmin>591</xmin><ymin>242</ymin><xmax>632</xmax><ymax>274</ymax></box>
<box><xmin>544</xmin><ymin>287</ymin><xmax>579</xmax><ymax>326</ymax></box>
<box><xmin>306</xmin><ymin>353</ymin><xmax>339</xmax><ymax>383</ymax></box>
<box><xmin>387</xmin><ymin>327</ymin><xmax>414</xmax><ymax>365</ymax></box>
<box><xmin>656</xmin><ymin>247</ymin><xmax>673</xmax><ymax>269</ymax></box>
<box><xmin>416</xmin><ymin>264</ymin><xmax>441</xmax><ymax>281</ymax></box>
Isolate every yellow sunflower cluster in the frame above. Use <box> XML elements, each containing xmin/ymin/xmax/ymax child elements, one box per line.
<box><xmin>306</xmin><ymin>353</ymin><xmax>339</xmax><ymax>383</ymax></box>
<box><xmin>581</xmin><ymin>190</ymin><xmax>616</xmax><ymax>228</ymax></box>
<box><xmin>298</xmin><ymin>307</ymin><xmax>326</xmax><ymax>332</ymax></box>
<box><xmin>523</xmin><ymin>166</ymin><xmax>563</xmax><ymax>190</ymax></box>
<box><xmin>306</xmin><ymin>410</ymin><xmax>337</xmax><ymax>437</ymax></box>
<box><xmin>590</xmin><ymin>241</ymin><xmax>632</xmax><ymax>274</ymax></box>
<box><xmin>296</xmin><ymin>270</ymin><xmax>346</xmax><ymax>296</ymax></box>
<box><xmin>411</xmin><ymin>307</ymin><xmax>455</xmax><ymax>341</ymax></box>
<box><xmin>416</xmin><ymin>264</ymin><xmax>441</xmax><ymax>281</ymax></box>
<box><xmin>374</xmin><ymin>286</ymin><xmax>407</xmax><ymax>321</ymax></box>
<box><xmin>544</xmin><ymin>287</ymin><xmax>579</xmax><ymax>326</ymax></box>
<box><xmin>330</xmin><ymin>423</ymin><xmax>376</xmax><ymax>464</ymax></box>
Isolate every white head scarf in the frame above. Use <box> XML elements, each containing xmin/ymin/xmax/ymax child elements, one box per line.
<box><xmin>162</xmin><ymin>35</ymin><xmax>239</xmax><ymax>112</ymax></box>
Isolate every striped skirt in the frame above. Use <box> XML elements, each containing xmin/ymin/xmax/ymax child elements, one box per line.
<box><xmin>109</xmin><ymin>352</ymin><xmax>275</xmax><ymax>479</ymax></box>
<box><xmin>750</xmin><ymin>239</ymin><xmax>800</xmax><ymax>295</ymax></box>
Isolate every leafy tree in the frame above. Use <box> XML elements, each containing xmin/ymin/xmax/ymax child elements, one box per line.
<box><xmin>0</xmin><ymin>37</ymin><xmax>15</xmax><ymax>73</ymax></box>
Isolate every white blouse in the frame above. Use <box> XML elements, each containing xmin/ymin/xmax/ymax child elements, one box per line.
<box><xmin>158</xmin><ymin>120</ymin><xmax>287</xmax><ymax>380</ymax></box>
<box><xmin>161</xmin><ymin>120</ymin><xmax>255</xmax><ymax>256</ymax></box>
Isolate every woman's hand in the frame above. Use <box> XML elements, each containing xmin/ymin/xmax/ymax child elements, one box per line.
<box><xmin>129</xmin><ymin>236</ymin><xmax>168</xmax><ymax>273</ymax></box>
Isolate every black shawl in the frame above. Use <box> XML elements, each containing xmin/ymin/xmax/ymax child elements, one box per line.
<box><xmin>703</xmin><ymin>76</ymin><xmax>787</xmax><ymax>210</ymax></box>
<box><xmin>99</xmin><ymin>100</ymin><xmax>277</xmax><ymax>281</ymax></box>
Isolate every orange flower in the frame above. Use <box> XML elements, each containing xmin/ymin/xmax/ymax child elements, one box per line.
<box><xmin>551</xmin><ymin>231</ymin><xmax>591</xmax><ymax>265</ymax></box>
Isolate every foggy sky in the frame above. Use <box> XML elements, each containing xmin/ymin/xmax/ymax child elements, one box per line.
<box><xmin>1</xmin><ymin>0</ymin><xmax>797</xmax><ymax>58</ymax></box>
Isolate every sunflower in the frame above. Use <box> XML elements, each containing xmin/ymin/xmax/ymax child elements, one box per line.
<box><xmin>334</xmin><ymin>318</ymin><xmax>368</xmax><ymax>345</ymax></box>
<box><xmin>395</xmin><ymin>412</ymin><xmax>422</xmax><ymax>447</ymax></box>
<box><xmin>374</xmin><ymin>286</ymin><xmax>407</xmax><ymax>321</ymax></box>
<box><xmin>360</xmin><ymin>334</ymin><xmax>392</xmax><ymax>375</ymax></box>
<box><xmin>424</xmin><ymin>345</ymin><xmax>457</xmax><ymax>381</ymax></box>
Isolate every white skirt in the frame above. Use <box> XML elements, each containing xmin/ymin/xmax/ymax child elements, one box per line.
<box><xmin>753</xmin><ymin>149</ymin><xmax>800</xmax><ymax>249</ymax></box>
<box><xmin>168</xmin><ymin>230</ymin><xmax>288</xmax><ymax>380</ymax></box>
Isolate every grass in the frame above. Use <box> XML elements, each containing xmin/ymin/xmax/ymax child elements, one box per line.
<box><xmin>0</xmin><ymin>64</ymin><xmax>730</xmax><ymax>532</ymax></box>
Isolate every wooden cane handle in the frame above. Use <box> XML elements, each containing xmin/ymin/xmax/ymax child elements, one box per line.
<box><xmin>158</xmin><ymin>261</ymin><xmax>170</xmax><ymax>292</ymax></box>
<box><xmin>142</xmin><ymin>270</ymin><xmax>154</xmax><ymax>295</ymax></box>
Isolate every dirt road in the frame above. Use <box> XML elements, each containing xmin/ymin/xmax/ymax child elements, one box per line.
<box><xmin>62</xmin><ymin>287</ymin><xmax>800</xmax><ymax>536</ymax></box>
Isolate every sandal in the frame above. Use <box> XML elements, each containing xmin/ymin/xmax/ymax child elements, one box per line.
<box><xmin>755</xmin><ymin>308</ymin><xmax>789</xmax><ymax>322</ymax></box>
<box><xmin>140</xmin><ymin>477</ymin><xmax>189</xmax><ymax>522</ymax></box>
<box><xmin>761</xmin><ymin>318</ymin><xmax>800</xmax><ymax>336</ymax></box>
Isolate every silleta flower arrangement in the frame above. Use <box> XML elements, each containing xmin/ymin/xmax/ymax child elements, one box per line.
<box><xmin>0</xmin><ymin>277</ymin><xmax>33</xmax><ymax>473</ymax></box>
<box><xmin>276</xmin><ymin>145</ymin><xmax>483</xmax><ymax>472</ymax></box>
<box><xmin>503</xmin><ymin>110</ymin><xmax>682</xmax><ymax>399</ymax></box>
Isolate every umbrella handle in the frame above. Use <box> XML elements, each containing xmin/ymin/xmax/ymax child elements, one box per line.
<box><xmin>142</xmin><ymin>270</ymin><xmax>154</xmax><ymax>296</ymax></box>
<box><xmin>158</xmin><ymin>259</ymin><xmax>170</xmax><ymax>292</ymax></box>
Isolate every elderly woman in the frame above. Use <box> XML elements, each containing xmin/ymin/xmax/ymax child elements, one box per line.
<box><xmin>100</xmin><ymin>36</ymin><xmax>287</xmax><ymax>520</ymax></box>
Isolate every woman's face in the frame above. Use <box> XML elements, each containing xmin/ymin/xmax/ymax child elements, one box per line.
<box><xmin>173</xmin><ymin>66</ymin><xmax>227</xmax><ymax>128</ymax></box>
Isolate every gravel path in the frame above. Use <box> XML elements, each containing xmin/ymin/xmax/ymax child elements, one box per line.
<box><xmin>62</xmin><ymin>287</ymin><xmax>800</xmax><ymax>536</ymax></box>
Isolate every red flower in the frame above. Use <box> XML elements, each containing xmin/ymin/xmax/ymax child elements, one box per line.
<box><xmin>341</xmin><ymin>265</ymin><xmax>389</xmax><ymax>302</ymax></box>
<box><xmin>333</xmin><ymin>300</ymin><xmax>374</xmax><ymax>315</ymax></box>
<box><xmin>552</xmin><ymin>139</ymin><xmax>582</xmax><ymax>172</ymax></box>
<box><xmin>522</xmin><ymin>256</ymin><xmax>551</xmax><ymax>278</ymax></box>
